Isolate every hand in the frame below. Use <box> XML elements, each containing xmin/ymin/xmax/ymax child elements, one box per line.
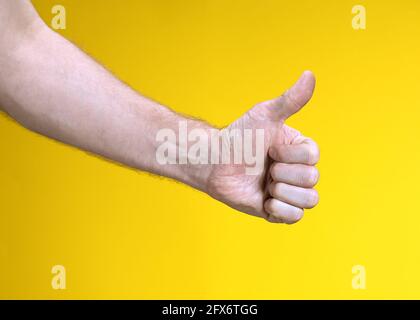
<box><xmin>207</xmin><ymin>71</ymin><xmax>320</xmax><ymax>224</ymax></box>
<box><xmin>0</xmin><ymin>0</ymin><xmax>319</xmax><ymax>226</ymax></box>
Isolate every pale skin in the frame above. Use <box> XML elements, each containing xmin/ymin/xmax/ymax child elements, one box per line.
<box><xmin>0</xmin><ymin>0</ymin><xmax>319</xmax><ymax>224</ymax></box>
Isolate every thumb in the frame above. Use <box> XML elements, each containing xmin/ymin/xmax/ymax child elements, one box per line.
<box><xmin>256</xmin><ymin>71</ymin><xmax>316</xmax><ymax>121</ymax></box>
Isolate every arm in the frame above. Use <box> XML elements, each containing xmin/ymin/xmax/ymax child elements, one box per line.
<box><xmin>0</xmin><ymin>1</ymin><xmax>320</xmax><ymax>224</ymax></box>
<box><xmin>0</xmin><ymin>0</ymin><xmax>213</xmax><ymax>192</ymax></box>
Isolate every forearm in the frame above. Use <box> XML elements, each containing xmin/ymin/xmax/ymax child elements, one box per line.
<box><xmin>0</xmin><ymin>15</ymin><xmax>213</xmax><ymax>192</ymax></box>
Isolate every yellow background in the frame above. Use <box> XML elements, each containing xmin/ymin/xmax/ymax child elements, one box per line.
<box><xmin>1</xmin><ymin>0</ymin><xmax>420</xmax><ymax>299</ymax></box>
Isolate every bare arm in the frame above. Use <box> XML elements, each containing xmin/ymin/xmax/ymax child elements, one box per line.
<box><xmin>0</xmin><ymin>0</ymin><xmax>213</xmax><ymax>192</ymax></box>
<box><xmin>0</xmin><ymin>0</ymin><xmax>320</xmax><ymax>224</ymax></box>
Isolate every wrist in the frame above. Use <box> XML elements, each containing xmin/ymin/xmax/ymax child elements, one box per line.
<box><xmin>151</xmin><ymin>114</ymin><xmax>217</xmax><ymax>194</ymax></box>
<box><xmin>182</xmin><ymin>161</ymin><xmax>214</xmax><ymax>194</ymax></box>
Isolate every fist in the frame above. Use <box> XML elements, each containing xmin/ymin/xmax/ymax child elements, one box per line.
<box><xmin>207</xmin><ymin>71</ymin><xmax>320</xmax><ymax>224</ymax></box>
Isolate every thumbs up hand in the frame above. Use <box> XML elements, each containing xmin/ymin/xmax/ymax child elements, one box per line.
<box><xmin>0</xmin><ymin>0</ymin><xmax>318</xmax><ymax>225</ymax></box>
<box><xmin>207</xmin><ymin>71</ymin><xmax>319</xmax><ymax>224</ymax></box>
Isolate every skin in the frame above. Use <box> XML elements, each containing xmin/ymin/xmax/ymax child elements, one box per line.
<box><xmin>0</xmin><ymin>0</ymin><xmax>319</xmax><ymax>224</ymax></box>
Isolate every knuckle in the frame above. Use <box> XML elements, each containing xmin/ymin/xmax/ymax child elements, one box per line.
<box><xmin>283</xmin><ymin>90</ymin><xmax>300</xmax><ymax>109</ymax></box>
<box><xmin>268</xmin><ymin>181</ymin><xmax>277</xmax><ymax>198</ymax></box>
<box><xmin>268</xmin><ymin>182</ymin><xmax>275</xmax><ymax>197</ymax></box>
<box><xmin>270</xmin><ymin>162</ymin><xmax>281</xmax><ymax>179</ymax></box>
<box><xmin>264</xmin><ymin>198</ymin><xmax>276</xmax><ymax>214</ymax></box>
<box><xmin>269</xmin><ymin>146</ymin><xmax>279</xmax><ymax>160</ymax></box>
<box><xmin>264</xmin><ymin>199</ymin><xmax>285</xmax><ymax>223</ymax></box>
